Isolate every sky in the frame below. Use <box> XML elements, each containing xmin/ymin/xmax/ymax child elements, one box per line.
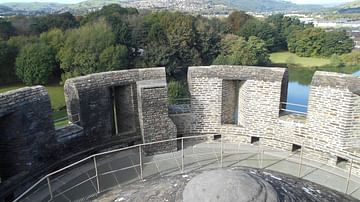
<box><xmin>0</xmin><ymin>0</ymin><xmax>356</xmax><ymax>5</ymax></box>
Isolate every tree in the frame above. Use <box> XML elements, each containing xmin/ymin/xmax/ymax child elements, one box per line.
<box><xmin>7</xmin><ymin>35</ymin><xmax>39</xmax><ymax>50</ymax></box>
<box><xmin>226</xmin><ymin>11</ymin><xmax>253</xmax><ymax>34</ymax></box>
<box><xmin>99</xmin><ymin>45</ymin><xmax>129</xmax><ymax>71</ymax></box>
<box><xmin>320</xmin><ymin>31</ymin><xmax>354</xmax><ymax>57</ymax></box>
<box><xmin>288</xmin><ymin>28</ymin><xmax>354</xmax><ymax>57</ymax></box>
<box><xmin>40</xmin><ymin>29</ymin><xmax>65</xmax><ymax>54</ymax></box>
<box><xmin>15</xmin><ymin>43</ymin><xmax>56</xmax><ymax>85</ymax></box>
<box><xmin>30</xmin><ymin>12</ymin><xmax>79</xmax><ymax>34</ymax></box>
<box><xmin>341</xmin><ymin>50</ymin><xmax>360</xmax><ymax>66</ymax></box>
<box><xmin>58</xmin><ymin>20</ymin><xmax>117</xmax><ymax>81</ymax></box>
<box><xmin>0</xmin><ymin>41</ymin><xmax>17</xmax><ymax>84</ymax></box>
<box><xmin>213</xmin><ymin>35</ymin><xmax>270</xmax><ymax>66</ymax></box>
<box><xmin>0</xmin><ymin>19</ymin><xmax>15</xmax><ymax>40</ymax></box>
<box><xmin>239</xmin><ymin>19</ymin><xmax>280</xmax><ymax>51</ymax></box>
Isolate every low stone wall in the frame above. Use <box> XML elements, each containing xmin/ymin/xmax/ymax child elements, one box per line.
<box><xmin>169</xmin><ymin>104</ymin><xmax>191</xmax><ymax>137</ymax></box>
<box><xmin>137</xmin><ymin>80</ymin><xmax>177</xmax><ymax>154</ymax></box>
<box><xmin>186</xmin><ymin>65</ymin><xmax>360</xmax><ymax>177</ymax></box>
<box><xmin>0</xmin><ymin>86</ymin><xmax>56</xmax><ymax>180</ymax></box>
<box><xmin>64</xmin><ymin>68</ymin><xmax>173</xmax><ymax>149</ymax></box>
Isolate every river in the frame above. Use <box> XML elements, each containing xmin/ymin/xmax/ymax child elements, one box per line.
<box><xmin>286</xmin><ymin>65</ymin><xmax>360</xmax><ymax>113</ymax></box>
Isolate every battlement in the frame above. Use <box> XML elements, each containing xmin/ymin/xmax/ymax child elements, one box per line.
<box><xmin>1</xmin><ymin>66</ymin><xmax>360</xmax><ymax>200</ymax></box>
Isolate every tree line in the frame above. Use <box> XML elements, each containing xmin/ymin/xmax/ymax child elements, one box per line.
<box><xmin>0</xmin><ymin>4</ymin><xmax>356</xmax><ymax>86</ymax></box>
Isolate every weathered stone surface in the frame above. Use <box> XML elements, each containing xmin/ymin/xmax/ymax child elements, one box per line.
<box><xmin>94</xmin><ymin>168</ymin><xmax>358</xmax><ymax>202</ymax></box>
<box><xmin>0</xmin><ymin>86</ymin><xmax>56</xmax><ymax>180</ymax></box>
<box><xmin>185</xmin><ymin>65</ymin><xmax>360</xmax><ymax>176</ymax></box>
<box><xmin>183</xmin><ymin>169</ymin><xmax>278</xmax><ymax>202</ymax></box>
<box><xmin>64</xmin><ymin>68</ymin><xmax>176</xmax><ymax>154</ymax></box>
<box><xmin>137</xmin><ymin>79</ymin><xmax>177</xmax><ymax>154</ymax></box>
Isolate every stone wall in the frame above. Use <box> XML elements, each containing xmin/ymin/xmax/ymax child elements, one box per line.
<box><xmin>169</xmin><ymin>104</ymin><xmax>191</xmax><ymax>137</ymax></box>
<box><xmin>0</xmin><ymin>86</ymin><xmax>56</xmax><ymax>180</ymax></box>
<box><xmin>0</xmin><ymin>68</ymin><xmax>177</xmax><ymax>200</ymax></box>
<box><xmin>186</xmin><ymin>65</ymin><xmax>360</xmax><ymax>175</ymax></box>
<box><xmin>137</xmin><ymin>80</ymin><xmax>177</xmax><ymax>154</ymax></box>
<box><xmin>64</xmin><ymin>68</ymin><xmax>175</xmax><ymax>150</ymax></box>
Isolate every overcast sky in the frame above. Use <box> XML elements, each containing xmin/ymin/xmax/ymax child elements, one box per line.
<box><xmin>0</xmin><ymin>0</ymin><xmax>356</xmax><ymax>5</ymax></box>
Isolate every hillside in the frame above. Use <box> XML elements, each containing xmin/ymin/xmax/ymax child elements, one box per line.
<box><xmin>2</xmin><ymin>2</ymin><xmax>67</xmax><ymax>12</ymax></box>
<box><xmin>0</xmin><ymin>0</ymin><xmax>323</xmax><ymax>15</ymax></box>
<box><xmin>337</xmin><ymin>0</ymin><xmax>360</xmax><ymax>13</ymax></box>
<box><xmin>0</xmin><ymin>5</ymin><xmax>12</xmax><ymax>13</ymax></box>
<box><xmin>217</xmin><ymin>0</ymin><xmax>322</xmax><ymax>12</ymax></box>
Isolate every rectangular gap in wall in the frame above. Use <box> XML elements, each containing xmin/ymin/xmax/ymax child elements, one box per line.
<box><xmin>292</xmin><ymin>144</ymin><xmax>302</xmax><ymax>153</ymax></box>
<box><xmin>111</xmin><ymin>85</ymin><xmax>136</xmax><ymax>136</ymax></box>
<box><xmin>214</xmin><ymin>134</ymin><xmax>221</xmax><ymax>140</ymax></box>
<box><xmin>221</xmin><ymin>80</ymin><xmax>245</xmax><ymax>125</ymax></box>
<box><xmin>251</xmin><ymin>136</ymin><xmax>260</xmax><ymax>144</ymax></box>
<box><xmin>336</xmin><ymin>157</ymin><xmax>348</xmax><ymax>169</ymax></box>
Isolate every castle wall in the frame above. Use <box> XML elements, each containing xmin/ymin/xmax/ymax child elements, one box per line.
<box><xmin>0</xmin><ymin>86</ymin><xmax>56</xmax><ymax>180</ymax></box>
<box><xmin>137</xmin><ymin>80</ymin><xmax>177</xmax><ymax>154</ymax></box>
<box><xmin>64</xmin><ymin>68</ymin><xmax>173</xmax><ymax>149</ymax></box>
<box><xmin>187</xmin><ymin>65</ymin><xmax>360</xmax><ymax>175</ymax></box>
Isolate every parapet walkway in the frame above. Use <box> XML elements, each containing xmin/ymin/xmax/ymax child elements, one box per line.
<box><xmin>20</xmin><ymin>140</ymin><xmax>360</xmax><ymax>202</ymax></box>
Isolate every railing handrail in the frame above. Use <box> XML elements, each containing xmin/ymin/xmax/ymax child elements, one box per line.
<box><xmin>281</xmin><ymin>102</ymin><xmax>308</xmax><ymax>108</ymax></box>
<box><xmin>13</xmin><ymin>133</ymin><xmax>360</xmax><ymax>202</ymax></box>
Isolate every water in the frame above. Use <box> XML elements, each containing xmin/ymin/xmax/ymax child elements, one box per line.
<box><xmin>286</xmin><ymin>66</ymin><xmax>360</xmax><ymax>113</ymax></box>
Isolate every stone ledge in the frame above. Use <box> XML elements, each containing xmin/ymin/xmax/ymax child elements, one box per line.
<box><xmin>188</xmin><ymin>65</ymin><xmax>287</xmax><ymax>82</ymax></box>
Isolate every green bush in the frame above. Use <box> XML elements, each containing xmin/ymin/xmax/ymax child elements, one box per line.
<box><xmin>15</xmin><ymin>43</ymin><xmax>56</xmax><ymax>85</ymax></box>
<box><xmin>167</xmin><ymin>81</ymin><xmax>188</xmax><ymax>104</ymax></box>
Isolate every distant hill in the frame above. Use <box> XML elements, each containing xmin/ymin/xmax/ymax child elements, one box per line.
<box><xmin>216</xmin><ymin>0</ymin><xmax>322</xmax><ymax>12</ymax></box>
<box><xmin>0</xmin><ymin>0</ymin><xmax>324</xmax><ymax>15</ymax></box>
<box><xmin>0</xmin><ymin>5</ymin><xmax>13</xmax><ymax>13</ymax></box>
<box><xmin>337</xmin><ymin>0</ymin><xmax>360</xmax><ymax>13</ymax></box>
<box><xmin>2</xmin><ymin>2</ymin><xmax>66</xmax><ymax>12</ymax></box>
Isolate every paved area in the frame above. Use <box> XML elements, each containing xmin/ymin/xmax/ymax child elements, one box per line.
<box><xmin>20</xmin><ymin>140</ymin><xmax>360</xmax><ymax>202</ymax></box>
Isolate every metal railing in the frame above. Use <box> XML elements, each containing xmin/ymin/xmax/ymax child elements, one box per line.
<box><xmin>280</xmin><ymin>102</ymin><xmax>308</xmax><ymax>115</ymax></box>
<box><xmin>14</xmin><ymin>134</ymin><xmax>360</xmax><ymax>202</ymax></box>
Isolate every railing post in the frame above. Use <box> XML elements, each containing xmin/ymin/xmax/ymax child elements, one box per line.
<box><xmin>47</xmin><ymin>177</ymin><xmax>53</xmax><ymax>201</ymax></box>
<box><xmin>181</xmin><ymin>138</ymin><xmax>184</xmax><ymax>173</ymax></box>
<box><xmin>298</xmin><ymin>143</ymin><xmax>304</xmax><ymax>178</ymax></box>
<box><xmin>260</xmin><ymin>149</ymin><xmax>264</xmax><ymax>169</ymax></box>
<box><xmin>345</xmin><ymin>159</ymin><xmax>353</xmax><ymax>194</ymax></box>
<box><xmin>93</xmin><ymin>156</ymin><xmax>100</xmax><ymax>193</ymax></box>
<box><xmin>220</xmin><ymin>134</ymin><xmax>223</xmax><ymax>168</ymax></box>
<box><xmin>139</xmin><ymin>145</ymin><xmax>143</xmax><ymax>180</ymax></box>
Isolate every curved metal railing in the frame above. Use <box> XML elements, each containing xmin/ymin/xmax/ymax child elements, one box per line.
<box><xmin>14</xmin><ymin>134</ymin><xmax>360</xmax><ymax>202</ymax></box>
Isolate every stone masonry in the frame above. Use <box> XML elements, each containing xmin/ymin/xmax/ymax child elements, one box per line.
<box><xmin>64</xmin><ymin>68</ymin><xmax>177</xmax><ymax>151</ymax></box>
<box><xmin>137</xmin><ymin>80</ymin><xmax>177</xmax><ymax>154</ymax></box>
<box><xmin>186</xmin><ymin>65</ymin><xmax>360</xmax><ymax>175</ymax></box>
<box><xmin>0</xmin><ymin>68</ymin><xmax>177</xmax><ymax>200</ymax></box>
<box><xmin>2</xmin><ymin>65</ymin><xmax>360</xmax><ymax>200</ymax></box>
<box><xmin>0</xmin><ymin>86</ymin><xmax>56</xmax><ymax>180</ymax></box>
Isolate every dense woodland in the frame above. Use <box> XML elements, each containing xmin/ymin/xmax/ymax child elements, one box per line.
<box><xmin>0</xmin><ymin>4</ymin><xmax>357</xmax><ymax>87</ymax></box>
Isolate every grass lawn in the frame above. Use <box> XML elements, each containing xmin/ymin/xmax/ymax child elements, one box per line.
<box><xmin>270</xmin><ymin>52</ymin><xmax>331</xmax><ymax>67</ymax></box>
<box><xmin>0</xmin><ymin>84</ymin><xmax>65</xmax><ymax>111</ymax></box>
<box><xmin>0</xmin><ymin>83</ymin><xmax>68</xmax><ymax>128</ymax></box>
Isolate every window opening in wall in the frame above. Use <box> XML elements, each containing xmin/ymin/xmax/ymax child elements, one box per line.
<box><xmin>279</xmin><ymin>71</ymin><xmax>309</xmax><ymax>117</ymax></box>
<box><xmin>291</xmin><ymin>144</ymin><xmax>302</xmax><ymax>153</ymax></box>
<box><xmin>336</xmin><ymin>157</ymin><xmax>348</xmax><ymax>169</ymax></box>
<box><xmin>221</xmin><ymin>80</ymin><xmax>245</xmax><ymax>126</ymax></box>
<box><xmin>214</xmin><ymin>134</ymin><xmax>221</xmax><ymax>140</ymax></box>
<box><xmin>110</xmin><ymin>85</ymin><xmax>136</xmax><ymax>136</ymax></box>
<box><xmin>251</xmin><ymin>136</ymin><xmax>260</xmax><ymax>144</ymax></box>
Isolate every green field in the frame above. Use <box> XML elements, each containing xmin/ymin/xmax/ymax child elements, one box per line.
<box><xmin>0</xmin><ymin>84</ymin><xmax>66</xmax><ymax>111</ymax></box>
<box><xmin>0</xmin><ymin>84</ymin><xmax>68</xmax><ymax>127</ymax></box>
<box><xmin>270</xmin><ymin>52</ymin><xmax>332</xmax><ymax>67</ymax></box>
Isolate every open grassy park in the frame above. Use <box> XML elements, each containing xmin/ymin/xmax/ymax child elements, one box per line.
<box><xmin>270</xmin><ymin>52</ymin><xmax>332</xmax><ymax>67</ymax></box>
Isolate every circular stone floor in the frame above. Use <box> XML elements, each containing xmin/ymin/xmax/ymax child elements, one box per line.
<box><xmin>94</xmin><ymin>168</ymin><xmax>358</xmax><ymax>202</ymax></box>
